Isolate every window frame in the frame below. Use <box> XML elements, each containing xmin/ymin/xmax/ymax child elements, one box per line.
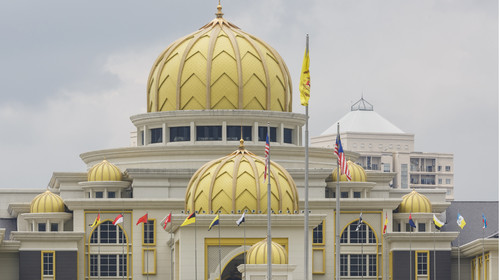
<box><xmin>142</xmin><ymin>248</ymin><xmax>157</xmax><ymax>275</ymax></box>
<box><xmin>415</xmin><ymin>250</ymin><xmax>429</xmax><ymax>277</ymax></box>
<box><xmin>142</xmin><ymin>219</ymin><xmax>156</xmax><ymax>246</ymax></box>
<box><xmin>150</xmin><ymin>127</ymin><xmax>163</xmax><ymax>144</ymax></box>
<box><xmin>41</xmin><ymin>251</ymin><xmax>55</xmax><ymax>279</ymax></box>
<box><xmin>312</xmin><ymin>220</ymin><xmax>325</xmax><ymax>245</ymax></box>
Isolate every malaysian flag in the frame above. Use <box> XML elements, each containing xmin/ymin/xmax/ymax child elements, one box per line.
<box><xmin>334</xmin><ymin>134</ymin><xmax>351</xmax><ymax>181</ymax></box>
<box><xmin>263</xmin><ymin>134</ymin><xmax>270</xmax><ymax>182</ymax></box>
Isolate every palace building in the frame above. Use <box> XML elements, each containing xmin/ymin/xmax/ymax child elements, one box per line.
<box><xmin>0</xmin><ymin>4</ymin><xmax>497</xmax><ymax>280</ymax></box>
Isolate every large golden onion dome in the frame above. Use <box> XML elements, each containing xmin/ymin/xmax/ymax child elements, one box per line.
<box><xmin>88</xmin><ymin>160</ymin><xmax>123</xmax><ymax>182</ymax></box>
<box><xmin>246</xmin><ymin>238</ymin><xmax>288</xmax><ymax>264</ymax></box>
<box><xmin>332</xmin><ymin>160</ymin><xmax>367</xmax><ymax>182</ymax></box>
<box><xmin>398</xmin><ymin>190</ymin><xmax>432</xmax><ymax>213</ymax></box>
<box><xmin>147</xmin><ymin>4</ymin><xmax>292</xmax><ymax>112</ymax></box>
<box><xmin>185</xmin><ymin>140</ymin><xmax>299</xmax><ymax>214</ymax></box>
<box><xmin>30</xmin><ymin>190</ymin><xmax>65</xmax><ymax>213</ymax></box>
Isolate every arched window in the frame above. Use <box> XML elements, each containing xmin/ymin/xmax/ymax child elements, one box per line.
<box><xmin>90</xmin><ymin>221</ymin><xmax>126</xmax><ymax>244</ymax></box>
<box><xmin>340</xmin><ymin>222</ymin><xmax>376</xmax><ymax>244</ymax></box>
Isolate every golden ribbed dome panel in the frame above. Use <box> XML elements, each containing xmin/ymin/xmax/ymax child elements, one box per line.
<box><xmin>332</xmin><ymin>161</ymin><xmax>367</xmax><ymax>182</ymax></box>
<box><xmin>30</xmin><ymin>190</ymin><xmax>65</xmax><ymax>213</ymax></box>
<box><xmin>146</xmin><ymin>7</ymin><xmax>292</xmax><ymax>112</ymax></box>
<box><xmin>399</xmin><ymin>190</ymin><xmax>432</xmax><ymax>213</ymax></box>
<box><xmin>88</xmin><ymin>160</ymin><xmax>122</xmax><ymax>182</ymax></box>
<box><xmin>185</xmin><ymin>142</ymin><xmax>298</xmax><ymax>214</ymax></box>
<box><xmin>246</xmin><ymin>239</ymin><xmax>288</xmax><ymax>265</ymax></box>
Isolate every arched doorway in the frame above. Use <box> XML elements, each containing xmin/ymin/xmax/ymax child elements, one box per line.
<box><xmin>221</xmin><ymin>253</ymin><xmax>244</xmax><ymax>280</ymax></box>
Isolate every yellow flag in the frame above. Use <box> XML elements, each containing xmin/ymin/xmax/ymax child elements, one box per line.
<box><xmin>299</xmin><ymin>47</ymin><xmax>310</xmax><ymax>106</ymax></box>
<box><xmin>90</xmin><ymin>213</ymin><xmax>101</xmax><ymax>228</ymax></box>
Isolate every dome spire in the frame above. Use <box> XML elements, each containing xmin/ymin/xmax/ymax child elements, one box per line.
<box><xmin>215</xmin><ymin>1</ymin><xmax>224</xmax><ymax>18</ymax></box>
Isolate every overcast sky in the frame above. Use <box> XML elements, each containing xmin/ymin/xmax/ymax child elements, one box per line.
<box><xmin>0</xmin><ymin>0</ymin><xmax>497</xmax><ymax>201</ymax></box>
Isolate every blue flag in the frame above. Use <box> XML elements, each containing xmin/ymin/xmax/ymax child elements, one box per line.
<box><xmin>208</xmin><ymin>214</ymin><xmax>220</xmax><ymax>231</ymax></box>
<box><xmin>409</xmin><ymin>213</ymin><xmax>416</xmax><ymax>228</ymax></box>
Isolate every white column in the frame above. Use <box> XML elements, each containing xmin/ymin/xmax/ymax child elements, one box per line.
<box><xmin>163</xmin><ymin>123</ymin><xmax>168</xmax><ymax>144</ymax></box>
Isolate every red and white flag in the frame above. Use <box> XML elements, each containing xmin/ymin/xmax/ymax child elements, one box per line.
<box><xmin>162</xmin><ymin>212</ymin><xmax>172</xmax><ymax>230</ymax></box>
<box><xmin>263</xmin><ymin>134</ymin><xmax>270</xmax><ymax>182</ymax></box>
<box><xmin>113</xmin><ymin>214</ymin><xmax>124</xmax><ymax>226</ymax></box>
<box><xmin>334</xmin><ymin>134</ymin><xmax>351</xmax><ymax>181</ymax></box>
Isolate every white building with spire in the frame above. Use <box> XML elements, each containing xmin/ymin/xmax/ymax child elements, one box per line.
<box><xmin>311</xmin><ymin>97</ymin><xmax>455</xmax><ymax>201</ymax></box>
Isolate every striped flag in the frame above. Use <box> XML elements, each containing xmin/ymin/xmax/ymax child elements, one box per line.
<box><xmin>334</xmin><ymin>134</ymin><xmax>351</xmax><ymax>181</ymax></box>
<box><xmin>263</xmin><ymin>134</ymin><xmax>270</xmax><ymax>182</ymax></box>
<box><xmin>482</xmin><ymin>213</ymin><xmax>488</xmax><ymax>229</ymax></box>
<box><xmin>433</xmin><ymin>214</ymin><xmax>444</xmax><ymax>230</ymax></box>
<box><xmin>113</xmin><ymin>214</ymin><xmax>124</xmax><ymax>226</ymax></box>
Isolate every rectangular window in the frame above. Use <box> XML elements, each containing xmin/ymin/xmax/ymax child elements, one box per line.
<box><xmin>108</xmin><ymin>191</ymin><xmax>116</xmax><ymax>198</ymax></box>
<box><xmin>446</xmin><ymin>178</ymin><xmax>451</xmax><ymax>184</ymax></box>
<box><xmin>383</xmin><ymin>163</ymin><xmax>390</xmax><ymax>172</ymax></box>
<box><xmin>313</xmin><ymin>221</ymin><xmax>324</xmax><ymax>244</ymax></box>
<box><xmin>143</xmin><ymin>219</ymin><xmax>156</xmax><ymax>245</ymax></box>
<box><xmin>227</xmin><ymin>126</ymin><xmax>252</xmax><ymax>141</ymax></box>
<box><xmin>445</xmin><ymin>166</ymin><xmax>451</xmax><ymax>172</ymax></box>
<box><xmin>100</xmin><ymin>254</ymin><xmax>118</xmax><ymax>276</ymax></box>
<box><xmin>96</xmin><ymin>191</ymin><xmax>104</xmax><ymax>198</ymax></box>
<box><xmin>438</xmin><ymin>166</ymin><xmax>442</xmax><ymax>171</ymax></box>
<box><xmin>340</xmin><ymin>255</ymin><xmax>348</xmax><ymax>276</ymax></box>
<box><xmin>418</xmin><ymin>223</ymin><xmax>426</xmax><ymax>232</ymax></box>
<box><xmin>99</xmin><ymin>222</ymin><xmax>118</xmax><ymax>244</ymax></box>
<box><xmin>50</xmin><ymin>223</ymin><xmax>58</xmax><ymax>232</ymax></box>
<box><xmin>353</xmin><ymin>191</ymin><xmax>361</xmax><ymax>198</ymax></box>
<box><xmin>170</xmin><ymin>126</ymin><xmax>190</xmax><ymax>142</ymax></box>
<box><xmin>406</xmin><ymin>223</ymin><xmax>414</xmax><ymax>232</ymax></box>
<box><xmin>90</xmin><ymin>255</ymin><xmax>98</xmax><ymax>276</ymax></box>
<box><xmin>401</xmin><ymin>164</ymin><xmax>408</xmax><ymax>189</ymax></box>
<box><xmin>350</xmin><ymin>254</ymin><xmax>366</xmax><ymax>276</ymax></box>
<box><xmin>196</xmin><ymin>126</ymin><xmax>222</xmax><ymax>141</ymax></box>
<box><xmin>150</xmin><ymin>128</ymin><xmax>162</xmax><ymax>144</ymax></box>
<box><xmin>283</xmin><ymin>128</ymin><xmax>293</xmax><ymax>144</ymax></box>
<box><xmin>90</xmin><ymin>254</ymin><xmax>126</xmax><ymax>277</ymax></box>
<box><xmin>38</xmin><ymin>223</ymin><xmax>46</xmax><ymax>232</ymax></box>
<box><xmin>42</xmin><ymin>251</ymin><xmax>55</xmax><ymax>277</ymax></box>
<box><xmin>438</xmin><ymin>178</ymin><xmax>442</xmax><ymax>184</ymax></box>
<box><xmin>258</xmin><ymin>126</ymin><xmax>277</xmax><ymax>142</ymax></box>
<box><xmin>416</xmin><ymin>251</ymin><xmax>428</xmax><ymax>275</ymax></box>
<box><xmin>141</xmin><ymin>130</ymin><xmax>145</xmax><ymax>145</ymax></box>
<box><xmin>341</xmin><ymin>192</ymin><xmax>349</xmax><ymax>198</ymax></box>
<box><xmin>369</xmin><ymin>254</ymin><xmax>377</xmax><ymax>276</ymax></box>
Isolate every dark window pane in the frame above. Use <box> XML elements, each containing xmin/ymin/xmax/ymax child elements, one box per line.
<box><xmin>170</xmin><ymin>126</ymin><xmax>190</xmax><ymax>142</ymax></box>
<box><xmin>144</xmin><ymin>220</ymin><xmax>155</xmax><ymax>244</ymax></box>
<box><xmin>227</xmin><ymin>126</ymin><xmax>252</xmax><ymax>141</ymax></box>
<box><xmin>196</xmin><ymin>126</ymin><xmax>222</xmax><ymax>141</ymax></box>
<box><xmin>96</xmin><ymin>192</ymin><xmax>103</xmax><ymax>198</ymax></box>
<box><xmin>313</xmin><ymin>221</ymin><xmax>323</xmax><ymax>244</ymax></box>
<box><xmin>38</xmin><ymin>223</ymin><xmax>46</xmax><ymax>232</ymax></box>
<box><xmin>50</xmin><ymin>223</ymin><xmax>58</xmax><ymax>232</ymax></box>
<box><xmin>353</xmin><ymin>191</ymin><xmax>361</xmax><ymax>198</ymax></box>
<box><xmin>150</xmin><ymin>128</ymin><xmax>162</xmax><ymax>143</ymax></box>
<box><xmin>283</xmin><ymin>128</ymin><xmax>293</xmax><ymax>144</ymax></box>
<box><xmin>341</xmin><ymin>192</ymin><xmax>349</xmax><ymax>198</ymax></box>
<box><xmin>108</xmin><ymin>192</ymin><xmax>116</xmax><ymax>198</ymax></box>
<box><xmin>418</xmin><ymin>223</ymin><xmax>426</xmax><ymax>232</ymax></box>
<box><xmin>258</xmin><ymin>127</ymin><xmax>277</xmax><ymax>142</ymax></box>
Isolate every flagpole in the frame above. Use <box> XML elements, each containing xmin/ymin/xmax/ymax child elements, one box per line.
<box><xmin>433</xmin><ymin>228</ymin><xmax>436</xmax><ymax>280</ymax></box>
<box><xmin>243</xmin><ymin>211</ymin><xmax>247</xmax><ymax>279</ymax></box>
<box><xmin>266</xmin><ymin>123</ymin><xmax>272</xmax><ymax>280</ymax></box>
<box><xmin>335</xmin><ymin>122</ymin><xmax>341</xmax><ymax>280</ymax></box>
<box><xmin>170</xmin><ymin>231</ymin><xmax>174</xmax><ymax>280</ymax></box>
<box><xmin>146</xmin><ymin>218</ymin><xmax>149</xmax><ymax>280</ymax></box>
<box><xmin>361</xmin><ymin>225</ymin><xmax>364</xmax><ymax>280</ymax></box>
<box><xmin>122</xmin><ymin>211</ymin><xmax>125</xmax><ymax>280</ymax></box>
<box><xmin>195</xmin><ymin>212</ymin><xmax>198</xmax><ymax>280</ymax></box>
<box><xmin>458</xmin><ymin>230</ymin><xmax>460</xmax><ymax>280</ymax></box>
<box><xmin>482</xmin><ymin>226</ymin><xmax>485</xmax><ymax>280</ymax></box>
<box><xmin>218</xmin><ymin>215</ymin><xmax>222</xmax><ymax>280</ymax></box>
<box><xmin>409</xmin><ymin>225</ymin><xmax>412</xmax><ymax>280</ymax></box>
<box><xmin>303</xmin><ymin>32</ymin><xmax>310</xmax><ymax>280</ymax></box>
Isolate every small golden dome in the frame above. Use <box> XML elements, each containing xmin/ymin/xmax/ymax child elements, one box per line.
<box><xmin>30</xmin><ymin>190</ymin><xmax>65</xmax><ymax>213</ymax></box>
<box><xmin>185</xmin><ymin>141</ymin><xmax>299</xmax><ymax>214</ymax></box>
<box><xmin>332</xmin><ymin>160</ymin><xmax>367</xmax><ymax>182</ymax></box>
<box><xmin>88</xmin><ymin>160</ymin><xmax>122</xmax><ymax>182</ymax></box>
<box><xmin>147</xmin><ymin>4</ymin><xmax>292</xmax><ymax>112</ymax></box>
<box><xmin>246</xmin><ymin>238</ymin><xmax>288</xmax><ymax>264</ymax></box>
<box><xmin>398</xmin><ymin>190</ymin><xmax>432</xmax><ymax>213</ymax></box>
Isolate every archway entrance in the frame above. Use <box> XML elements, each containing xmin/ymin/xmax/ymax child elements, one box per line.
<box><xmin>221</xmin><ymin>253</ymin><xmax>244</xmax><ymax>280</ymax></box>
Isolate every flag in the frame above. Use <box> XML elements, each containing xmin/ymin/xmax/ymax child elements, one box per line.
<box><xmin>482</xmin><ymin>213</ymin><xmax>488</xmax><ymax>229</ymax></box>
<box><xmin>236</xmin><ymin>212</ymin><xmax>245</xmax><ymax>226</ymax></box>
<box><xmin>208</xmin><ymin>214</ymin><xmax>220</xmax><ymax>231</ymax></box>
<box><xmin>334</xmin><ymin>134</ymin><xmax>351</xmax><ymax>181</ymax></box>
<box><xmin>409</xmin><ymin>213</ymin><xmax>416</xmax><ymax>228</ymax></box>
<box><xmin>299</xmin><ymin>43</ymin><xmax>310</xmax><ymax>106</ymax></box>
<box><xmin>181</xmin><ymin>212</ymin><xmax>196</xmax><ymax>227</ymax></box>
<box><xmin>383</xmin><ymin>213</ymin><xmax>388</xmax><ymax>234</ymax></box>
<box><xmin>457</xmin><ymin>212</ymin><xmax>466</xmax><ymax>229</ymax></box>
<box><xmin>433</xmin><ymin>214</ymin><xmax>444</xmax><ymax>230</ymax></box>
<box><xmin>90</xmin><ymin>213</ymin><xmax>101</xmax><ymax>228</ymax></box>
<box><xmin>355</xmin><ymin>213</ymin><xmax>363</xmax><ymax>231</ymax></box>
<box><xmin>136</xmin><ymin>213</ymin><xmax>148</xmax><ymax>225</ymax></box>
<box><xmin>162</xmin><ymin>212</ymin><xmax>172</xmax><ymax>230</ymax></box>
<box><xmin>113</xmin><ymin>214</ymin><xmax>124</xmax><ymax>226</ymax></box>
<box><xmin>263</xmin><ymin>134</ymin><xmax>270</xmax><ymax>182</ymax></box>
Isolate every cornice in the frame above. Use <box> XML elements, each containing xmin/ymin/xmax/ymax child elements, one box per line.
<box><xmin>64</xmin><ymin>199</ymin><xmax>186</xmax><ymax>210</ymax></box>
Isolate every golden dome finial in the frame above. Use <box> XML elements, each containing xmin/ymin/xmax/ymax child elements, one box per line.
<box><xmin>216</xmin><ymin>1</ymin><xmax>223</xmax><ymax>18</ymax></box>
<box><xmin>239</xmin><ymin>138</ymin><xmax>245</xmax><ymax>149</ymax></box>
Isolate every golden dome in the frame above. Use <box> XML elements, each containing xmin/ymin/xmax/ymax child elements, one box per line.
<box><xmin>185</xmin><ymin>140</ymin><xmax>299</xmax><ymax>214</ymax></box>
<box><xmin>398</xmin><ymin>190</ymin><xmax>432</xmax><ymax>213</ymax></box>
<box><xmin>246</xmin><ymin>238</ymin><xmax>288</xmax><ymax>264</ymax></box>
<box><xmin>88</xmin><ymin>160</ymin><xmax>122</xmax><ymax>182</ymax></box>
<box><xmin>30</xmin><ymin>190</ymin><xmax>65</xmax><ymax>213</ymax></box>
<box><xmin>147</xmin><ymin>5</ymin><xmax>292</xmax><ymax>112</ymax></box>
<box><xmin>332</xmin><ymin>160</ymin><xmax>367</xmax><ymax>182</ymax></box>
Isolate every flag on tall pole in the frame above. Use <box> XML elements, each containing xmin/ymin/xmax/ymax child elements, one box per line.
<box><xmin>334</xmin><ymin>133</ymin><xmax>351</xmax><ymax>181</ymax></box>
<box><xmin>355</xmin><ymin>212</ymin><xmax>363</xmax><ymax>231</ymax></box>
<box><xmin>236</xmin><ymin>212</ymin><xmax>245</xmax><ymax>226</ymax></box>
<box><xmin>90</xmin><ymin>213</ymin><xmax>101</xmax><ymax>228</ymax></box>
<box><xmin>409</xmin><ymin>213</ymin><xmax>417</xmax><ymax>228</ymax></box>
<box><xmin>263</xmin><ymin>134</ymin><xmax>270</xmax><ymax>183</ymax></box>
<box><xmin>162</xmin><ymin>212</ymin><xmax>172</xmax><ymax>230</ymax></box>
<box><xmin>299</xmin><ymin>34</ymin><xmax>310</xmax><ymax>106</ymax></box>
<box><xmin>181</xmin><ymin>212</ymin><xmax>196</xmax><ymax>227</ymax></box>
<box><xmin>433</xmin><ymin>214</ymin><xmax>444</xmax><ymax>230</ymax></box>
<box><xmin>457</xmin><ymin>212</ymin><xmax>466</xmax><ymax>229</ymax></box>
<box><xmin>136</xmin><ymin>213</ymin><xmax>148</xmax><ymax>225</ymax></box>
<box><xmin>383</xmin><ymin>213</ymin><xmax>388</xmax><ymax>234</ymax></box>
<box><xmin>482</xmin><ymin>213</ymin><xmax>488</xmax><ymax>229</ymax></box>
<box><xmin>113</xmin><ymin>214</ymin><xmax>124</xmax><ymax>226</ymax></box>
<box><xmin>208</xmin><ymin>214</ymin><xmax>220</xmax><ymax>231</ymax></box>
